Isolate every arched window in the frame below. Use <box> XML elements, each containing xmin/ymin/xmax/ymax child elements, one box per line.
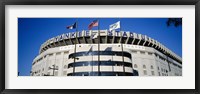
<box><xmin>134</xmin><ymin>64</ymin><xmax>138</xmax><ymax>68</ymax></box>
<box><xmin>151</xmin><ymin>65</ymin><xmax>154</xmax><ymax>69</ymax></box>
<box><xmin>151</xmin><ymin>71</ymin><xmax>155</xmax><ymax>75</ymax></box>
<box><xmin>143</xmin><ymin>65</ymin><xmax>146</xmax><ymax>69</ymax></box>
<box><xmin>143</xmin><ymin>70</ymin><xmax>147</xmax><ymax>75</ymax></box>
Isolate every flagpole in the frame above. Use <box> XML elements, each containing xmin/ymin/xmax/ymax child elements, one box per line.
<box><xmin>98</xmin><ymin>19</ymin><xmax>100</xmax><ymax>76</ymax></box>
<box><xmin>73</xmin><ymin>19</ymin><xmax>78</xmax><ymax>76</ymax></box>
<box><xmin>91</xmin><ymin>45</ymin><xmax>93</xmax><ymax>76</ymax></box>
<box><xmin>119</xmin><ymin>18</ymin><xmax>125</xmax><ymax>76</ymax></box>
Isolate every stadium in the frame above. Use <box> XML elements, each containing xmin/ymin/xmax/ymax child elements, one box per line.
<box><xmin>30</xmin><ymin>29</ymin><xmax>182</xmax><ymax>76</ymax></box>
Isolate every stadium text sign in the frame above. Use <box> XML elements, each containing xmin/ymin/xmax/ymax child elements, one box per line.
<box><xmin>41</xmin><ymin>30</ymin><xmax>154</xmax><ymax>48</ymax></box>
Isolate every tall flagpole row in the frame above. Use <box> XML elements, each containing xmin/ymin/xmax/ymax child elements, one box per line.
<box><xmin>69</xmin><ymin>19</ymin><xmax>125</xmax><ymax>76</ymax></box>
<box><xmin>119</xmin><ymin>19</ymin><xmax>126</xmax><ymax>76</ymax></box>
<box><xmin>98</xmin><ymin>19</ymin><xmax>100</xmax><ymax>76</ymax></box>
<box><xmin>72</xmin><ymin>20</ymin><xmax>78</xmax><ymax>76</ymax></box>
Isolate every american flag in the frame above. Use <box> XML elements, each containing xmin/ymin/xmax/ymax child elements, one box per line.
<box><xmin>88</xmin><ymin>20</ymin><xmax>98</xmax><ymax>30</ymax></box>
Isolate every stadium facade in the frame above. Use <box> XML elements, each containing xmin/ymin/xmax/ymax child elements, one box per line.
<box><xmin>31</xmin><ymin>30</ymin><xmax>182</xmax><ymax>76</ymax></box>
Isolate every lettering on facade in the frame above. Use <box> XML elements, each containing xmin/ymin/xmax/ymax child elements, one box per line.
<box><xmin>130</xmin><ymin>32</ymin><xmax>134</xmax><ymax>38</ymax></box>
<box><xmin>42</xmin><ymin>30</ymin><xmax>151</xmax><ymax>48</ymax></box>
<box><xmin>71</xmin><ymin>32</ymin><xmax>76</xmax><ymax>38</ymax></box>
<box><xmin>123</xmin><ymin>32</ymin><xmax>127</xmax><ymax>37</ymax></box>
<box><xmin>85</xmin><ymin>31</ymin><xmax>90</xmax><ymax>36</ymax></box>
<box><xmin>108</xmin><ymin>31</ymin><xmax>113</xmax><ymax>36</ymax></box>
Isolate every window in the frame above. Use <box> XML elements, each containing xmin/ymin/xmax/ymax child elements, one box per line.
<box><xmin>151</xmin><ymin>71</ymin><xmax>155</xmax><ymax>75</ymax></box>
<box><xmin>68</xmin><ymin>61</ymin><xmax>132</xmax><ymax>68</ymax></box>
<box><xmin>68</xmin><ymin>72</ymin><xmax>134</xmax><ymax>76</ymax></box>
<box><xmin>157</xmin><ymin>67</ymin><xmax>160</xmax><ymax>70</ymax></box>
<box><xmin>159</xmin><ymin>56</ymin><xmax>165</xmax><ymax>61</ymax></box>
<box><xmin>158</xmin><ymin>72</ymin><xmax>161</xmax><ymax>76</ymax></box>
<box><xmin>56</xmin><ymin>52</ymin><xmax>61</xmax><ymax>55</ymax></box>
<box><xmin>132</xmin><ymin>50</ymin><xmax>137</xmax><ymax>53</ymax></box>
<box><xmin>134</xmin><ymin>64</ymin><xmax>138</xmax><ymax>68</ymax></box>
<box><xmin>64</xmin><ymin>51</ymin><xmax>69</xmax><ymax>54</ymax></box>
<box><xmin>143</xmin><ymin>70</ymin><xmax>147</xmax><ymax>75</ymax></box>
<box><xmin>32</xmin><ymin>62</ymin><xmax>36</xmax><ymax>65</ymax></box>
<box><xmin>164</xmin><ymin>69</ymin><xmax>167</xmax><ymax>73</ymax></box>
<box><xmin>148</xmin><ymin>52</ymin><xmax>153</xmax><ymax>55</ymax></box>
<box><xmin>49</xmin><ymin>53</ymin><xmax>53</xmax><ymax>56</ymax></box>
<box><xmin>140</xmin><ymin>51</ymin><xmax>145</xmax><ymax>54</ymax></box>
<box><xmin>37</xmin><ymin>58</ymin><xmax>43</xmax><ymax>62</ymax></box>
<box><xmin>150</xmin><ymin>65</ymin><xmax>154</xmax><ymax>69</ymax></box>
<box><xmin>143</xmin><ymin>65</ymin><xmax>146</xmax><ymax>69</ymax></box>
<box><xmin>68</xmin><ymin>51</ymin><xmax>132</xmax><ymax>59</ymax></box>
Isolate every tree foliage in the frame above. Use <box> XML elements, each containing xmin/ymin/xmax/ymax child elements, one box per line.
<box><xmin>166</xmin><ymin>18</ymin><xmax>182</xmax><ymax>27</ymax></box>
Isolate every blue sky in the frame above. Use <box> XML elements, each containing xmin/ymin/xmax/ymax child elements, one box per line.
<box><xmin>18</xmin><ymin>18</ymin><xmax>182</xmax><ymax>76</ymax></box>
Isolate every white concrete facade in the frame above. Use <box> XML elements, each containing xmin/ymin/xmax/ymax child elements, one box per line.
<box><xmin>31</xmin><ymin>30</ymin><xmax>182</xmax><ymax>76</ymax></box>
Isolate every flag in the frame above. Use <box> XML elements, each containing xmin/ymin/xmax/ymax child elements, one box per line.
<box><xmin>109</xmin><ymin>21</ymin><xmax>120</xmax><ymax>31</ymax></box>
<box><xmin>88</xmin><ymin>20</ymin><xmax>98</xmax><ymax>30</ymax></box>
<box><xmin>66</xmin><ymin>22</ymin><xmax>76</xmax><ymax>29</ymax></box>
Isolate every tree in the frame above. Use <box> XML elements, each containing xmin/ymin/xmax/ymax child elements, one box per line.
<box><xmin>166</xmin><ymin>18</ymin><xmax>182</xmax><ymax>27</ymax></box>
